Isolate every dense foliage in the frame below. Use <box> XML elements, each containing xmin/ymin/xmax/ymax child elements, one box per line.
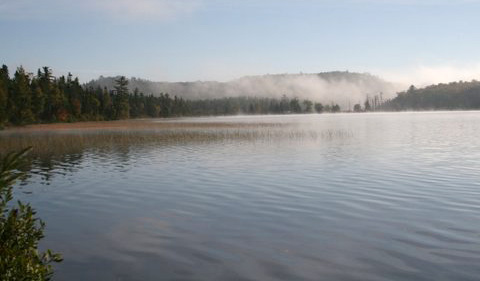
<box><xmin>380</xmin><ymin>82</ymin><xmax>480</xmax><ymax>111</ymax></box>
<box><xmin>187</xmin><ymin>96</ymin><xmax>339</xmax><ymax>116</ymax></box>
<box><xmin>0</xmin><ymin>65</ymin><xmax>340</xmax><ymax>127</ymax></box>
<box><xmin>0</xmin><ymin>148</ymin><xmax>62</xmax><ymax>280</ymax></box>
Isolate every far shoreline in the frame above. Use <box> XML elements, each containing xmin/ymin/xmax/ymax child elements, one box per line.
<box><xmin>3</xmin><ymin>109</ymin><xmax>480</xmax><ymax>133</ymax></box>
<box><xmin>1</xmin><ymin>113</ymin><xmax>306</xmax><ymax>132</ymax></box>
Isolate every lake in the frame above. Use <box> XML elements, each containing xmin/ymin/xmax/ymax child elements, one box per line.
<box><xmin>5</xmin><ymin>112</ymin><xmax>480</xmax><ymax>280</ymax></box>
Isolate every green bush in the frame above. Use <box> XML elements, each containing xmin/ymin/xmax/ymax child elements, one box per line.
<box><xmin>0</xmin><ymin>148</ymin><xmax>62</xmax><ymax>280</ymax></box>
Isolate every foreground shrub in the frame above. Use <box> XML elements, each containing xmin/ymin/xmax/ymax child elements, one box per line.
<box><xmin>0</xmin><ymin>148</ymin><xmax>62</xmax><ymax>280</ymax></box>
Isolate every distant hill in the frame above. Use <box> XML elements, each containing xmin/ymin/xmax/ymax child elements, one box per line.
<box><xmin>380</xmin><ymin>80</ymin><xmax>480</xmax><ymax>111</ymax></box>
<box><xmin>86</xmin><ymin>72</ymin><xmax>403</xmax><ymax>109</ymax></box>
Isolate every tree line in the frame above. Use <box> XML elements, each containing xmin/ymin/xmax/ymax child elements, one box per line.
<box><xmin>0</xmin><ymin>65</ymin><xmax>341</xmax><ymax>127</ymax></box>
<box><xmin>0</xmin><ymin>65</ymin><xmax>190</xmax><ymax>126</ymax></box>
<box><xmin>351</xmin><ymin>92</ymin><xmax>386</xmax><ymax>112</ymax></box>
<box><xmin>188</xmin><ymin>95</ymin><xmax>340</xmax><ymax>116</ymax></box>
<box><xmin>344</xmin><ymin>81</ymin><xmax>480</xmax><ymax>113</ymax></box>
<box><xmin>379</xmin><ymin>82</ymin><xmax>480</xmax><ymax>111</ymax></box>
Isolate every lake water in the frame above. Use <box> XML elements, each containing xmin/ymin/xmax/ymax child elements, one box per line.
<box><xmin>11</xmin><ymin>112</ymin><xmax>480</xmax><ymax>280</ymax></box>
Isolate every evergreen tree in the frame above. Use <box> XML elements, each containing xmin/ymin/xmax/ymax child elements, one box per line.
<box><xmin>290</xmin><ymin>97</ymin><xmax>302</xmax><ymax>113</ymax></box>
<box><xmin>113</xmin><ymin>76</ymin><xmax>130</xmax><ymax>119</ymax></box>
<box><xmin>82</xmin><ymin>86</ymin><xmax>100</xmax><ymax>119</ymax></box>
<box><xmin>10</xmin><ymin>67</ymin><xmax>34</xmax><ymax>124</ymax></box>
<box><xmin>30</xmin><ymin>79</ymin><xmax>45</xmax><ymax>121</ymax></box>
<box><xmin>101</xmin><ymin>87</ymin><xmax>114</xmax><ymax>120</ymax></box>
<box><xmin>279</xmin><ymin>95</ymin><xmax>289</xmax><ymax>113</ymax></box>
<box><xmin>314</xmin><ymin>102</ymin><xmax>324</xmax><ymax>113</ymax></box>
<box><xmin>130</xmin><ymin>88</ymin><xmax>143</xmax><ymax>118</ymax></box>
<box><xmin>38</xmin><ymin>67</ymin><xmax>62</xmax><ymax>121</ymax></box>
<box><xmin>0</xmin><ymin>65</ymin><xmax>9</xmax><ymax>125</ymax></box>
<box><xmin>145</xmin><ymin>94</ymin><xmax>160</xmax><ymax>117</ymax></box>
<box><xmin>407</xmin><ymin>85</ymin><xmax>416</xmax><ymax>94</ymax></box>
<box><xmin>303</xmin><ymin>99</ymin><xmax>313</xmax><ymax>113</ymax></box>
<box><xmin>332</xmin><ymin>104</ymin><xmax>341</xmax><ymax>113</ymax></box>
<box><xmin>1</xmin><ymin>64</ymin><xmax>367</xmax><ymax>125</ymax></box>
<box><xmin>160</xmin><ymin>93</ymin><xmax>172</xmax><ymax>117</ymax></box>
<box><xmin>364</xmin><ymin>98</ymin><xmax>371</xmax><ymax>112</ymax></box>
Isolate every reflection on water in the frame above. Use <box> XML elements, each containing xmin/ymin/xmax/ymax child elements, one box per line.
<box><xmin>4</xmin><ymin>112</ymin><xmax>480</xmax><ymax>280</ymax></box>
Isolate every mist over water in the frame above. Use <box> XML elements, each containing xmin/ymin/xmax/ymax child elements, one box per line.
<box><xmin>90</xmin><ymin>72</ymin><xmax>404</xmax><ymax>109</ymax></box>
<box><xmin>11</xmin><ymin>112</ymin><xmax>480</xmax><ymax>281</ymax></box>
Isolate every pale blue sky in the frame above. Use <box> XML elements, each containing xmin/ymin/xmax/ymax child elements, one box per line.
<box><xmin>1</xmin><ymin>0</ymin><xmax>480</xmax><ymax>85</ymax></box>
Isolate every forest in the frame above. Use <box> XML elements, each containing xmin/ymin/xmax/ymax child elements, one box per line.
<box><xmin>0</xmin><ymin>65</ymin><xmax>341</xmax><ymax>127</ymax></box>
<box><xmin>4</xmin><ymin>64</ymin><xmax>479</xmax><ymax>128</ymax></box>
<box><xmin>87</xmin><ymin>71</ymin><xmax>396</xmax><ymax>101</ymax></box>
<box><xmin>379</xmin><ymin>81</ymin><xmax>480</xmax><ymax>111</ymax></box>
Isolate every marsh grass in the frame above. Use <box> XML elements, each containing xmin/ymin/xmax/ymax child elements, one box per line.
<box><xmin>0</xmin><ymin>120</ymin><xmax>352</xmax><ymax>158</ymax></box>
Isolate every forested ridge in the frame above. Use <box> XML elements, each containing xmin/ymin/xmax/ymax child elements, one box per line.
<box><xmin>380</xmin><ymin>81</ymin><xmax>480</xmax><ymax>111</ymax></box>
<box><xmin>86</xmin><ymin>71</ymin><xmax>397</xmax><ymax>101</ymax></box>
<box><xmin>0</xmin><ymin>65</ymin><xmax>339</xmax><ymax>127</ymax></box>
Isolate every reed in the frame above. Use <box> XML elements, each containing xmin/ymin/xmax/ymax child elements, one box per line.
<box><xmin>0</xmin><ymin>120</ymin><xmax>352</xmax><ymax>158</ymax></box>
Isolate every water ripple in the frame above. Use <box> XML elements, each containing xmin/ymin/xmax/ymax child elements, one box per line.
<box><xmin>11</xmin><ymin>112</ymin><xmax>480</xmax><ymax>280</ymax></box>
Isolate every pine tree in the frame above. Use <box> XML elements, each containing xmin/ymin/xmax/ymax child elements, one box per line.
<box><xmin>102</xmin><ymin>87</ymin><xmax>113</xmax><ymax>120</ymax></box>
<box><xmin>10</xmin><ymin>67</ymin><xmax>34</xmax><ymax>124</ymax></box>
<box><xmin>130</xmin><ymin>88</ymin><xmax>141</xmax><ymax>118</ymax></box>
<box><xmin>314</xmin><ymin>102</ymin><xmax>324</xmax><ymax>113</ymax></box>
<box><xmin>38</xmin><ymin>67</ymin><xmax>59</xmax><ymax>121</ymax></box>
<box><xmin>113</xmin><ymin>76</ymin><xmax>130</xmax><ymax>119</ymax></box>
<box><xmin>364</xmin><ymin>98</ymin><xmax>371</xmax><ymax>112</ymax></box>
<box><xmin>83</xmin><ymin>87</ymin><xmax>100</xmax><ymax>118</ymax></box>
<box><xmin>303</xmin><ymin>99</ymin><xmax>313</xmax><ymax>113</ymax></box>
<box><xmin>290</xmin><ymin>97</ymin><xmax>302</xmax><ymax>113</ymax></box>
<box><xmin>30</xmin><ymin>79</ymin><xmax>45</xmax><ymax>121</ymax></box>
<box><xmin>66</xmin><ymin>75</ymin><xmax>83</xmax><ymax>119</ymax></box>
<box><xmin>0</xmin><ymin>65</ymin><xmax>9</xmax><ymax>125</ymax></box>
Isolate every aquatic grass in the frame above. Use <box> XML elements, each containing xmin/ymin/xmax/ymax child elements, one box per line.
<box><xmin>0</xmin><ymin>120</ymin><xmax>352</xmax><ymax>158</ymax></box>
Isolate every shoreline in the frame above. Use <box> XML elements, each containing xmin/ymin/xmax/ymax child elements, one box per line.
<box><xmin>2</xmin><ymin>109</ymin><xmax>480</xmax><ymax>134</ymax></box>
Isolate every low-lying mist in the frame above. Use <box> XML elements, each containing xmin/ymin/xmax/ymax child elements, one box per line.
<box><xmin>88</xmin><ymin>71</ymin><xmax>405</xmax><ymax>109</ymax></box>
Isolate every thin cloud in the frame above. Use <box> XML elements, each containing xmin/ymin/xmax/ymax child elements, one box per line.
<box><xmin>380</xmin><ymin>63</ymin><xmax>480</xmax><ymax>87</ymax></box>
<box><xmin>0</xmin><ymin>0</ymin><xmax>201</xmax><ymax>21</ymax></box>
<box><xmin>92</xmin><ymin>0</ymin><xmax>201</xmax><ymax>21</ymax></box>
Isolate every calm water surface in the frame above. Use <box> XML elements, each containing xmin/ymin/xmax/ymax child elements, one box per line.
<box><xmin>13</xmin><ymin>112</ymin><xmax>480</xmax><ymax>280</ymax></box>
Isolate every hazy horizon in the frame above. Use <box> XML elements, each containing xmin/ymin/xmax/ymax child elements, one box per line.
<box><xmin>2</xmin><ymin>64</ymin><xmax>479</xmax><ymax>91</ymax></box>
<box><xmin>2</xmin><ymin>0</ymin><xmax>480</xmax><ymax>87</ymax></box>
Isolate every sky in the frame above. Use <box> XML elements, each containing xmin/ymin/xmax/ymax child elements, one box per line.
<box><xmin>1</xmin><ymin>0</ymin><xmax>480</xmax><ymax>86</ymax></box>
